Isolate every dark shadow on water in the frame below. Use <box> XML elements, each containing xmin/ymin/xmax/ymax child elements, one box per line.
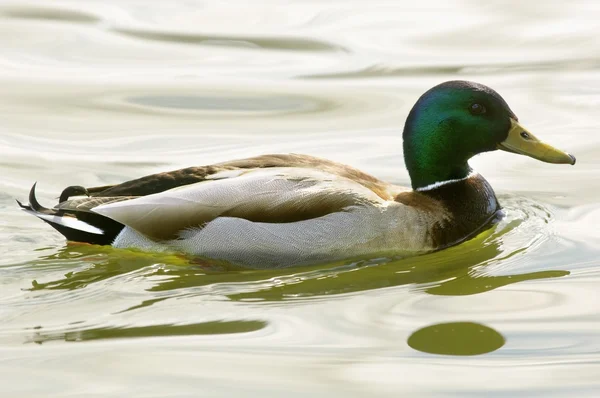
<box><xmin>27</xmin><ymin>320</ymin><xmax>266</xmax><ymax>344</ymax></box>
<box><xmin>408</xmin><ymin>322</ymin><xmax>505</xmax><ymax>356</ymax></box>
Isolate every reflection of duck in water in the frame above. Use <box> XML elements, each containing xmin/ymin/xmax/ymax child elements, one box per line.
<box><xmin>18</xmin><ymin>81</ymin><xmax>575</xmax><ymax>268</ymax></box>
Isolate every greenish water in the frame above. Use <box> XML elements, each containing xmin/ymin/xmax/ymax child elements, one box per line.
<box><xmin>1</xmin><ymin>1</ymin><xmax>600</xmax><ymax>396</ymax></box>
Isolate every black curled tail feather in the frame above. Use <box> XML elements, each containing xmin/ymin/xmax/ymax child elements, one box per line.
<box><xmin>18</xmin><ymin>183</ymin><xmax>124</xmax><ymax>245</ymax></box>
<box><xmin>29</xmin><ymin>182</ymin><xmax>54</xmax><ymax>214</ymax></box>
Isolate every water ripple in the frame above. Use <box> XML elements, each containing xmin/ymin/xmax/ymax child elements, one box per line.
<box><xmin>301</xmin><ymin>58</ymin><xmax>600</xmax><ymax>79</ymax></box>
<box><xmin>127</xmin><ymin>94</ymin><xmax>329</xmax><ymax>114</ymax></box>
<box><xmin>112</xmin><ymin>28</ymin><xmax>347</xmax><ymax>52</ymax></box>
<box><xmin>1</xmin><ymin>6</ymin><xmax>100</xmax><ymax>24</ymax></box>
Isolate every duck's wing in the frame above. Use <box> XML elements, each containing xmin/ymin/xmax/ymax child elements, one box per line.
<box><xmin>89</xmin><ymin>167</ymin><xmax>389</xmax><ymax>240</ymax></box>
<box><xmin>22</xmin><ymin>154</ymin><xmax>403</xmax><ymax>245</ymax></box>
<box><xmin>82</xmin><ymin>154</ymin><xmax>395</xmax><ymax>200</ymax></box>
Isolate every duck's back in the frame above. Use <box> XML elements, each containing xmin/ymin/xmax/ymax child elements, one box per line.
<box><xmin>87</xmin><ymin>154</ymin><xmax>401</xmax><ymax>201</ymax></box>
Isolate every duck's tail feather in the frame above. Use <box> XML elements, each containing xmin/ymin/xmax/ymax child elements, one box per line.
<box><xmin>18</xmin><ymin>183</ymin><xmax>125</xmax><ymax>245</ymax></box>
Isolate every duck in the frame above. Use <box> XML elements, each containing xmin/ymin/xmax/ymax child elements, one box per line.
<box><xmin>18</xmin><ymin>81</ymin><xmax>575</xmax><ymax>268</ymax></box>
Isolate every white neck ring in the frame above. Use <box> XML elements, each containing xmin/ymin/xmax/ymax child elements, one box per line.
<box><xmin>415</xmin><ymin>171</ymin><xmax>477</xmax><ymax>192</ymax></box>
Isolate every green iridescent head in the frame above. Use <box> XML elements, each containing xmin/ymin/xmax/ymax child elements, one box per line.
<box><xmin>402</xmin><ymin>80</ymin><xmax>575</xmax><ymax>190</ymax></box>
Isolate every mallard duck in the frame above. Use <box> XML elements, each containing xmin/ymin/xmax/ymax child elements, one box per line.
<box><xmin>19</xmin><ymin>81</ymin><xmax>575</xmax><ymax>268</ymax></box>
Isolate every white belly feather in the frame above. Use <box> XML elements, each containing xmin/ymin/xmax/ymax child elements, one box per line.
<box><xmin>112</xmin><ymin>204</ymin><xmax>430</xmax><ymax>268</ymax></box>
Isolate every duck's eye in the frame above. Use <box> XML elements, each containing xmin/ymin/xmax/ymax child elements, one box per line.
<box><xmin>469</xmin><ymin>103</ymin><xmax>486</xmax><ymax>115</ymax></box>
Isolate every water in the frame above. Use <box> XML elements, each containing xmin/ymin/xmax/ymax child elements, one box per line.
<box><xmin>1</xmin><ymin>1</ymin><xmax>599</xmax><ymax>396</ymax></box>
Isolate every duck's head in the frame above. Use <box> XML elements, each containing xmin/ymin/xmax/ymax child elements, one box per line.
<box><xmin>403</xmin><ymin>80</ymin><xmax>575</xmax><ymax>190</ymax></box>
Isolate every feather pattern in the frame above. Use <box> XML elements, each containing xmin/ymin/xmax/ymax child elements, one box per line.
<box><xmin>93</xmin><ymin>167</ymin><xmax>387</xmax><ymax>240</ymax></box>
<box><xmin>56</xmin><ymin>196</ymin><xmax>138</xmax><ymax>212</ymax></box>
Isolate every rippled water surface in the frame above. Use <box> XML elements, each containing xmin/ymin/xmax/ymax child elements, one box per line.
<box><xmin>1</xmin><ymin>1</ymin><xmax>600</xmax><ymax>396</ymax></box>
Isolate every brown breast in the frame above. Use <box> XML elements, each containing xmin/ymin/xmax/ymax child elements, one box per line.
<box><xmin>395</xmin><ymin>174</ymin><xmax>500</xmax><ymax>249</ymax></box>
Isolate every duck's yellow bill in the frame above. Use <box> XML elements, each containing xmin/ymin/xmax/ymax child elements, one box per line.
<box><xmin>497</xmin><ymin>119</ymin><xmax>576</xmax><ymax>165</ymax></box>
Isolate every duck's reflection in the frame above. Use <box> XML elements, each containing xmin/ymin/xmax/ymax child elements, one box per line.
<box><xmin>25</xmin><ymin>224</ymin><xmax>567</xmax><ymax>348</ymax></box>
<box><xmin>28</xmin><ymin>223</ymin><xmax>568</xmax><ymax>301</ymax></box>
